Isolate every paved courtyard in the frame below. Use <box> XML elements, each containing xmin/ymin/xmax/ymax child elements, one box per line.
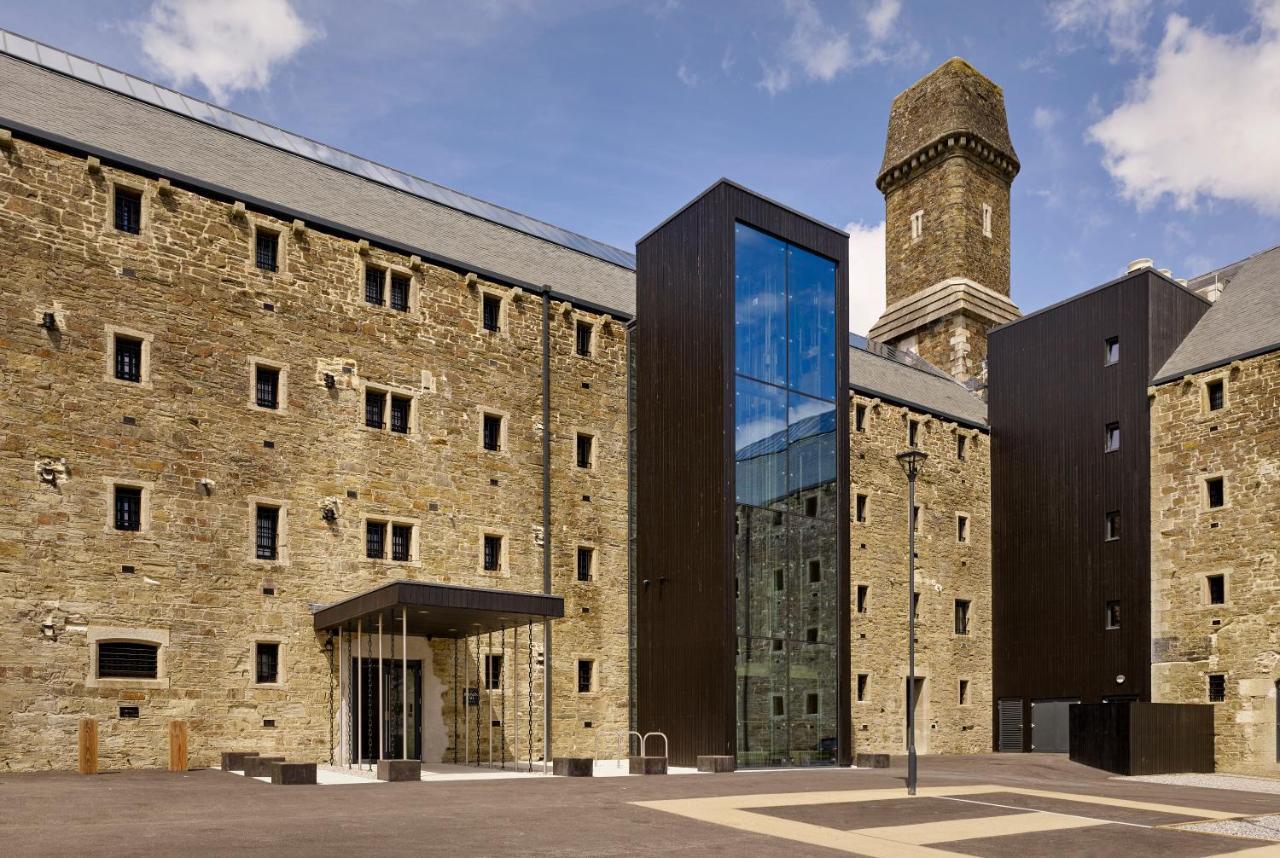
<box><xmin>6</xmin><ymin>755</ymin><xmax>1280</xmax><ymax>856</ymax></box>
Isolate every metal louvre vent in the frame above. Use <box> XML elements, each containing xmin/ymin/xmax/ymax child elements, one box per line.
<box><xmin>998</xmin><ymin>698</ymin><xmax>1024</xmax><ymax>752</ymax></box>
<box><xmin>98</xmin><ymin>641</ymin><xmax>158</xmax><ymax>679</ymax></box>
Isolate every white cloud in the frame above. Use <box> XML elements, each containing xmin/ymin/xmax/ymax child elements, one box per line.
<box><xmin>137</xmin><ymin>0</ymin><xmax>316</xmax><ymax>102</ymax></box>
<box><xmin>846</xmin><ymin>220</ymin><xmax>886</xmax><ymax>335</ymax></box>
<box><xmin>758</xmin><ymin>0</ymin><xmax>850</xmax><ymax>93</ymax></box>
<box><xmin>676</xmin><ymin>63</ymin><xmax>699</xmax><ymax>87</ymax></box>
<box><xmin>1048</xmin><ymin>0</ymin><xmax>1154</xmax><ymax>59</ymax></box>
<box><xmin>1088</xmin><ymin>2</ymin><xmax>1280</xmax><ymax>213</ymax></box>
<box><xmin>758</xmin><ymin>63</ymin><xmax>792</xmax><ymax>96</ymax></box>
<box><xmin>1032</xmin><ymin>106</ymin><xmax>1062</xmax><ymax>132</ymax></box>
<box><xmin>864</xmin><ymin>0</ymin><xmax>902</xmax><ymax>43</ymax></box>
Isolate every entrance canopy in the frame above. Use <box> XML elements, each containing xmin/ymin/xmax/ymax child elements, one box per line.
<box><xmin>313</xmin><ymin>580</ymin><xmax>564</xmax><ymax>638</ymax></box>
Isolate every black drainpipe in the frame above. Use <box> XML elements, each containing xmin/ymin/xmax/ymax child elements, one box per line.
<box><xmin>541</xmin><ymin>290</ymin><xmax>553</xmax><ymax>764</ymax></box>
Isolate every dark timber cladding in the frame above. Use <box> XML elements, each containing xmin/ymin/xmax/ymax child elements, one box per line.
<box><xmin>635</xmin><ymin>179</ymin><xmax>850</xmax><ymax>766</ymax></box>
<box><xmin>313</xmin><ymin>580</ymin><xmax>564</xmax><ymax>638</ymax></box>
<box><xmin>989</xmin><ymin>269</ymin><xmax>1207</xmax><ymax>751</ymax></box>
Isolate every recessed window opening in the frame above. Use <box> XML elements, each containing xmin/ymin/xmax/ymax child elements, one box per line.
<box><xmin>483</xmin><ymin>413</ymin><xmax>502</xmax><ymax>451</ymax></box>
<box><xmin>910</xmin><ymin>209</ymin><xmax>923</xmax><ymax>241</ymax></box>
<box><xmin>808</xmin><ymin>559</ymin><xmax>821</xmax><ymax>583</ymax></box>
<box><xmin>391</xmin><ymin>524</ymin><xmax>412</xmax><ymax>562</ymax></box>
<box><xmin>97</xmin><ymin>641</ymin><xmax>158</xmax><ymax>679</ymax></box>
<box><xmin>1206</xmin><ymin>379</ymin><xmax>1225</xmax><ymax>412</ymax></box>
<box><xmin>912</xmin><ymin>505</ymin><xmax>921</xmax><ymax>532</ymax></box>
<box><xmin>389</xmin><ymin>395</ymin><xmax>411</xmax><ymax>434</ymax></box>
<box><xmin>981</xmin><ymin>203</ymin><xmax>992</xmax><ymax>238</ymax></box>
<box><xmin>908</xmin><ymin>419</ymin><xmax>920</xmax><ymax>448</ymax></box>
<box><xmin>577</xmin><ymin>546</ymin><xmax>594</xmax><ymax>582</ymax></box>
<box><xmin>856</xmin><ymin>673</ymin><xmax>868</xmax><ymax>701</ymax></box>
<box><xmin>255</xmin><ymin>642</ymin><xmax>279</xmax><ymax>684</ymax></box>
<box><xmin>1208</xmin><ymin>673</ymin><xmax>1226</xmax><ymax>702</ymax></box>
<box><xmin>772</xmin><ymin>638</ymin><xmax>784</xmax><ymax>652</ymax></box>
<box><xmin>114</xmin><ymin>335</ymin><xmax>143</xmax><ymax>382</ymax></box>
<box><xmin>255</xmin><ymin>505</ymin><xmax>279</xmax><ymax>560</ymax></box>
<box><xmin>366</xmin><ymin>521</ymin><xmax>386</xmax><ymax>559</ymax></box>
<box><xmin>1105</xmin><ymin>600</ymin><xmax>1121</xmax><ymax>630</ymax></box>
<box><xmin>575</xmin><ymin>320</ymin><xmax>592</xmax><ymax>356</ymax></box>
<box><xmin>806</xmin><ymin>626</ymin><xmax>819</xmax><ymax>643</ymax></box>
<box><xmin>114</xmin><ymin>485</ymin><xmax>142</xmax><ymax>531</ymax></box>
<box><xmin>959</xmin><ymin>679</ymin><xmax>970</xmax><ymax>705</ymax></box>
<box><xmin>957</xmin><ymin>434</ymin><xmax>967</xmax><ymax>460</ymax></box>
<box><xmin>1207</xmin><ymin>574</ymin><xmax>1225</xmax><ymax>605</ymax></box>
<box><xmin>773</xmin><ymin>568</ymin><xmax>785</xmax><ymax>592</ymax></box>
<box><xmin>482</xmin><ymin>294</ymin><xmax>501</xmax><ymax>332</ymax></box>
<box><xmin>389</xmin><ymin>273</ymin><xmax>411</xmax><ymax>312</ymax></box>
<box><xmin>485</xmin><ymin>654</ymin><xmax>504</xmax><ymax>690</ymax></box>
<box><xmin>114</xmin><ymin>186</ymin><xmax>142</xmax><ymax>234</ymax></box>
<box><xmin>805</xmin><ymin>692</ymin><xmax>819</xmax><ymax>716</ymax></box>
<box><xmin>483</xmin><ymin>534</ymin><xmax>503</xmax><ymax>572</ymax></box>
<box><xmin>805</xmin><ymin>495</ymin><xmax>819</xmax><ymax>517</ymax></box>
<box><xmin>771</xmin><ymin>694</ymin><xmax>785</xmax><ymax>717</ymax></box>
<box><xmin>1105</xmin><ymin>510</ymin><xmax>1120</xmax><ymax>541</ymax></box>
<box><xmin>254</xmin><ymin>229</ymin><xmax>278</xmax><ymax>272</ymax></box>
<box><xmin>856</xmin><ymin>585</ymin><xmax>868</xmax><ymax>614</ymax></box>
<box><xmin>1206</xmin><ymin>477</ymin><xmax>1225</xmax><ymax>509</ymax></box>
<box><xmin>954</xmin><ymin>599</ymin><xmax>970</xmax><ymax>635</ymax></box>
<box><xmin>855</xmin><ymin>494</ymin><xmax>868</xmax><ymax>523</ymax></box>
<box><xmin>576</xmin><ymin>433</ymin><xmax>594</xmax><ymax>469</ymax></box>
<box><xmin>957</xmin><ymin>515</ymin><xmax>969</xmax><ymax>543</ymax></box>
<box><xmin>365</xmin><ymin>389</ymin><xmax>386</xmax><ymax>429</ymax></box>
<box><xmin>855</xmin><ymin>403</ymin><xmax>867</xmax><ymax>432</ymax></box>
<box><xmin>255</xmin><ymin>365</ymin><xmax>280</xmax><ymax>410</ymax></box>
<box><xmin>1105</xmin><ymin>336</ymin><xmax>1120</xmax><ymax>365</ymax></box>
<box><xmin>364</xmin><ymin>265</ymin><xmax>385</xmax><ymax>306</ymax></box>
<box><xmin>577</xmin><ymin>659</ymin><xmax>593</xmax><ymax>693</ymax></box>
<box><xmin>1105</xmin><ymin>422</ymin><xmax>1120</xmax><ymax>453</ymax></box>
<box><xmin>912</xmin><ymin>592</ymin><xmax>920</xmax><ymax>618</ymax></box>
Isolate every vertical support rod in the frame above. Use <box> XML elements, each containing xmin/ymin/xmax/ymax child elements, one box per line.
<box><xmin>514</xmin><ymin>623</ymin><xmax>520</xmax><ymax>770</ymax></box>
<box><xmin>463</xmin><ymin>636</ymin><xmax>469</xmax><ymax>766</ymax></box>
<box><xmin>452</xmin><ymin>638</ymin><xmax>458</xmax><ymax>764</ymax></box>
<box><xmin>501</xmin><ymin>627</ymin><xmax>507</xmax><ymax>769</ymax></box>
<box><xmin>906</xmin><ymin>470</ymin><xmax>918</xmax><ymax>796</ymax></box>
<box><xmin>356</xmin><ymin>620</ymin><xmax>363</xmax><ymax>768</ymax></box>
<box><xmin>542</xmin><ymin>619</ymin><xmax>549</xmax><ymax>774</ymax></box>
<box><xmin>402</xmin><ymin>610</ymin><xmax>408</xmax><ymax>760</ymax></box>
<box><xmin>487</xmin><ymin>630</ymin><xmax>494</xmax><ymax>767</ymax></box>
<box><xmin>528</xmin><ymin>620</ymin><xmax>533</xmax><ymax>774</ymax></box>
<box><xmin>378</xmin><ymin>614</ymin><xmax>384</xmax><ymax>765</ymax></box>
<box><xmin>475</xmin><ymin>633</ymin><xmax>481</xmax><ymax>766</ymax></box>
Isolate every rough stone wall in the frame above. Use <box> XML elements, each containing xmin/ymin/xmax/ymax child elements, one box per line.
<box><xmin>0</xmin><ymin>136</ymin><xmax>629</xmax><ymax>771</ymax></box>
<box><xmin>1151</xmin><ymin>353</ymin><xmax>1280</xmax><ymax>775</ymax></box>
<box><xmin>909</xmin><ymin>312</ymin><xmax>996</xmax><ymax>386</ymax></box>
<box><xmin>884</xmin><ymin>157</ymin><xmax>1011</xmax><ymax>307</ymax></box>
<box><xmin>850</xmin><ymin>394</ymin><xmax>992</xmax><ymax>755</ymax></box>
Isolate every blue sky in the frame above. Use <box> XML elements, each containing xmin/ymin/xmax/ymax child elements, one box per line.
<box><xmin>5</xmin><ymin>0</ymin><xmax>1280</xmax><ymax>331</ymax></box>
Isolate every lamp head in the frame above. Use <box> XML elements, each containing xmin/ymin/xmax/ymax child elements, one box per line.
<box><xmin>895</xmin><ymin>449</ymin><xmax>928</xmax><ymax>477</ymax></box>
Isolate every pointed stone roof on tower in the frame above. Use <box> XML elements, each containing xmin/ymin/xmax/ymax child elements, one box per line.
<box><xmin>878</xmin><ymin>57</ymin><xmax>1019</xmax><ymax>190</ymax></box>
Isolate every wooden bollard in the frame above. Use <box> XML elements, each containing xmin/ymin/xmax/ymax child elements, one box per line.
<box><xmin>78</xmin><ymin>717</ymin><xmax>98</xmax><ymax>775</ymax></box>
<box><xmin>169</xmin><ymin>720</ymin><xmax>189</xmax><ymax>772</ymax></box>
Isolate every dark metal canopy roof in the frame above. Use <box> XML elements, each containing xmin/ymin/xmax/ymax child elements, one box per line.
<box><xmin>312</xmin><ymin>580</ymin><xmax>564</xmax><ymax>639</ymax></box>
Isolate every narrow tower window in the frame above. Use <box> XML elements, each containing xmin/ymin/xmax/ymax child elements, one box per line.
<box><xmin>910</xmin><ymin>209</ymin><xmax>923</xmax><ymax>241</ymax></box>
<box><xmin>981</xmin><ymin>203</ymin><xmax>992</xmax><ymax>238</ymax></box>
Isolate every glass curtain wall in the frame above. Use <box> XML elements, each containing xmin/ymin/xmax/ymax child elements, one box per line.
<box><xmin>733</xmin><ymin>222</ymin><xmax>838</xmax><ymax>767</ymax></box>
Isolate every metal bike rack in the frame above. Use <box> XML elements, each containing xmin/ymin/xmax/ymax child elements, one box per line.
<box><xmin>641</xmin><ymin>731</ymin><xmax>668</xmax><ymax>761</ymax></box>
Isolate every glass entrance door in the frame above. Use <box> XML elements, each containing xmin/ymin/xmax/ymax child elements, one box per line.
<box><xmin>351</xmin><ymin>658</ymin><xmax>421</xmax><ymax>762</ymax></box>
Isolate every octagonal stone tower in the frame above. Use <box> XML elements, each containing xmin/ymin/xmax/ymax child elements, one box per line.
<box><xmin>869</xmin><ymin>58</ymin><xmax>1021</xmax><ymax>384</ymax></box>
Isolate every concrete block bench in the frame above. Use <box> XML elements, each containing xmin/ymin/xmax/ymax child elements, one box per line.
<box><xmin>243</xmin><ymin>755</ymin><xmax>286</xmax><ymax>777</ymax></box>
<box><xmin>377</xmin><ymin>759</ymin><xmax>422</xmax><ymax>782</ymax></box>
<box><xmin>220</xmin><ymin>751</ymin><xmax>259</xmax><ymax>772</ymax></box>
<box><xmin>269</xmin><ymin>762</ymin><xmax>316</xmax><ymax>785</ymax></box>
<box><xmin>552</xmin><ymin>757</ymin><xmax>593</xmax><ymax>777</ymax></box>
<box><xmin>697</xmin><ymin>755</ymin><xmax>735</xmax><ymax>773</ymax></box>
<box><xmin>629</xmin><ymin>756</ymin><xmax>667</xmax><ymax>775</ymax></box>
<box><xmin>856</xmin><ymin>753</ymin><xmax>890</xmax><ymax>769</ymax></box>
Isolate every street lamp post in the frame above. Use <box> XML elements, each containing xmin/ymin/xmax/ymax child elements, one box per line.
<box><xmin>896</xmin><ymin>448</ymin><xmax>928</xmax><ymax>796</ymax></box>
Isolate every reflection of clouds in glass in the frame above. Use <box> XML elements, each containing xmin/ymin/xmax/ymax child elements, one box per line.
<box><xmin>789</xmin><ymin>395</ymin><xmax>831</xmax><ymax>424</ymax></box>
<box><xmin>735</xmin><ymin>415</ymin><xmax>786</xmax><ymax>450</ymax></box>
<box><xmin>735</xmin><ymin>290</ymin><xmax>785</xmax><ymax>321</ymax></box>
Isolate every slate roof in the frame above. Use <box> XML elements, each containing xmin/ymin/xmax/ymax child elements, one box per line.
<box><xmin>849</xmin><ymin>338</ymin><xmax>988</xmax><ymax>429</ymax></box>
<box><xmin>0</xmin><ymin>29</ymin><xmax>636</xmax><ymax>317</ymax></box>
<box><xmin>1155</xmin><ymin>244</ymin><xmax>1280</xmax><ymax>383</ymax></box>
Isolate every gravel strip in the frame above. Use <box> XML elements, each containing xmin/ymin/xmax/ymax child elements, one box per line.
<box><xmin>1119</xmin><ymin>773</ymin><xmax>1280</xmax><ymax>795</ymax></box>
<box><xmin>1178</xmin><ymin>815</ymin><xmax>1280</xmax><ymax>842</ymax></box>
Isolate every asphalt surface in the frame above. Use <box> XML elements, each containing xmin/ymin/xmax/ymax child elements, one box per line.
<box><xmin>5</xmin><ymin>754</ymin><xmax>1280</xmax><ymax>856</ymax></box>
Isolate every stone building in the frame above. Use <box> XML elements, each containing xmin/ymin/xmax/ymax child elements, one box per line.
<box><xmin>870</xmin><ymin>58</ymin><xmax>1022</xmax><ymax>384</ymax></box>
<box><xmin>1150</xmin><ymin>247</ymin><xmax>1280</xmax><ymax>774</ymax></box>
<box><xmin>0</xmin><ymin>31</ymin><xmax>993</xmax><ymax>772</ymax></box>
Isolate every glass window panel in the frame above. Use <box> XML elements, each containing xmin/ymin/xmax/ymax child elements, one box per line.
<box><xmin>786</xmin><ymin>392</ymin><xmax>837</xmax><ymax>513</ymax></box>
<box><xmin>735</xmin><ymin>636</ymin><xmax>789</xmax><ymax>768</ymax></box>
<box><xmin>734</xmin><ymin>377</ymin><xmax>788</xmax><ymax>508</ymax></box>
<box><xmin>788</xmin><ymin>641</ymin><xmax>837</xmax><ymax>764</ymax></box>
<box><xmin>735</xmin><ymin>504</ymin><xmax>790</xmax><ymax>640</ymax></box>
<box><xmin>787</xmin><ymin>246</ymin><xmax>837</xmax><ymax>400</ymax></box>
<box><xmin>734</xmin><ymin>224</ymin><xmax>787</xmax><ymax>386</ymax></box>
<box><xmin>789</xmin><ymin>510</ymin><xmax>838</xmax><ymax>643</ymax></box>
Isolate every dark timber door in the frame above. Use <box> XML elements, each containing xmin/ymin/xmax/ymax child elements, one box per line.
<box><xmin>997</xmin><ymin>698</ymin><xmax>1024</xmax><ymax>752</ymax></box>
<box><xmin>1030</xmin><ymin>699</ymin><xmax>1078</xmax><ymax>752</ymax></box>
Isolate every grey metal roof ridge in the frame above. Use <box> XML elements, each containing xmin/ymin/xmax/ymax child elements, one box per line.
<box><xmin>0</xmin><ymin>26</ymin><xmax>636</xmax><ymax>272</ymax></box>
